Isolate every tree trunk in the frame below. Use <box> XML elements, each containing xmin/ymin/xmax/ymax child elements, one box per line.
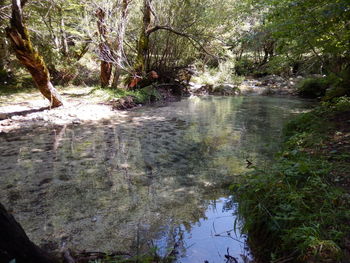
<box><xmin>112</xmin><ymin>0</ymin><xmax>130</xmax><ymax>88</ymax></box>
<box><xmin>0</xmin><ymin>203</ymin><xmax>57</xmax><ymax>263</ymax></box>
<box><xmin>0</xmin><ymin>0</ymin><xmax>7</xmax><ymax>74</ymax></box>
<box><xmin>6</xmin><ymin>0</ymin><xmax>63</xmax><ymax>108</ymax></box>
<box><xmin>96</xmin><ymin>8</ymin><xmax>112</xmax><ymax>88</ymax></box>
<box><xmin>0</xmin><ymin>33</ymin><xmax>8</xmax><ymax>74</ymax></box>
<box><xmin>59</xmin><ymin>7</ymin><xmax>69</xmax><ymax>56</ymax></box>
<box><xmin>134</xmin><ymin>0</ymin><xmax>152</xmax><ymax>76</ymax></box>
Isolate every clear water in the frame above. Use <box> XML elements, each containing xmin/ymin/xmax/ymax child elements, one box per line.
<box><xmin>0</xmin><ymin>96</ymin><xmax>311</xmax><ymax>262</ymax></box>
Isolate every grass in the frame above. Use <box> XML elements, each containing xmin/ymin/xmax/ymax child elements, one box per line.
<box><xmin>232</xmin><ymin>97</ymin><xmax>350</xmax><ymax>262</ymax></box>
<box><xmin>92</xmin><ymin>85</ymin><xmax>161</xmax><ymax>104</ymax></box>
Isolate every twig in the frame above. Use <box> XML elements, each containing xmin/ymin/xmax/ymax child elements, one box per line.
<box><xmin>224</xmin><ymin>248</ymin><xmax>238</xmax><ymax>263</ymax></box>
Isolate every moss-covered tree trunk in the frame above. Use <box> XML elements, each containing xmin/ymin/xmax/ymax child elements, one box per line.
<box><xmin>6</xmin><ymin>0</ymin><xmax>63</xmax><ymax>108</ymax></box>
<box><xmin>0</xmin><ymin>203</ymin><xmax>57</xmax><ymax>263</ymax></box>
<box><xmin>134</xmin><ymin>0</ymin><xmax>152</xmax><ymax>76</ymax></box>
<box><xmin>96</xmin><ymin>8</ymin><xmax>112</xmax><ymax>88</ymax></box>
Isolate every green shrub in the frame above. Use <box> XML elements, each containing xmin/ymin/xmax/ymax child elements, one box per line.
<box><xmin>296</xmin><ymin>77</ymin><xmax>330</xmax><ymax>98</ymax></box>
<box><xmin>322</xmin><ymin>71</ymin><xmax>350</xmax><ymax>101</ymax></box>
<box><xmin>94</xmin><ymin>85</ymin><xmax>161</xmax><ymax>105</ymax></box>
<box><xmin>234</xmin><ymin>57</ymin><xmax>256</xmax><ymax>76</ymax></box>
<box><xmin>136</xmin><ymin>85</ymin><xmax>161</xmax><ymax>103</ymax></box>
<box><xmin>234</xmin><ymin>156</ymin><xmax>348</xmax><ymax>262</ymax></box>
<box><xmin>265</xmin><ymin>55</ymin><xmax>293</xmax><ymax>76</ymax></box>
<box><xmin>324</xmin><ymin>87</ymin><xmax>348</xmax><ymax>101</ymax></box>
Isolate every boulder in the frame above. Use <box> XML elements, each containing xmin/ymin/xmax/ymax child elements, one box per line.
<box><xmin>211</xmin><ymin>84</ymin><xmax>240</xmax><ymax>95</ymax></box>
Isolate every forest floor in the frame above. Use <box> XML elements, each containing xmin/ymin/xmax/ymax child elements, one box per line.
<box><xmin>0</xmin><ymin>86</ymin><xmax>123</xmax><ymax>133</ymax></box>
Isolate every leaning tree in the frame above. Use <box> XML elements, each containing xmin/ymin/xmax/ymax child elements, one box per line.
<box><xmin>6</xmin><ymin>0</ymin><xmax>63</xmax><ymax>107</ymax></box>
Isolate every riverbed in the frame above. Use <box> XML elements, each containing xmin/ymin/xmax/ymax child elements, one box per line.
<box><xmin>0</xmin><ymin>96</ymin><xmax>311</xmax><ymax>262</ymax></box>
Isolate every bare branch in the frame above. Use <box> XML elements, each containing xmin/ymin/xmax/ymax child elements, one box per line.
<box><xmin>145</xmin><ymin>25</ymin><xmax>219</xmax><ymax>59</ymax></box>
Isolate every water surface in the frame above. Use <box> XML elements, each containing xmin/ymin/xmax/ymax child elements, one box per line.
<box><xmin>0</xmin><ymin>96</ymin><xmax>311</xmax><ymax>262</ymax></box>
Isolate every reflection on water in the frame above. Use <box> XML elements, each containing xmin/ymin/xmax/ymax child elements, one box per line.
<box><xmin>0</xmin><ymin>96</ymin><xmax>311</xmax><ymax>262</ymax></box>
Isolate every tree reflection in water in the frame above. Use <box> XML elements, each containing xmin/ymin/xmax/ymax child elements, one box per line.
<box><xmin>0</xmin><ymin>96</ymin><xmax>311</xmax><ymax>262</ymax></box>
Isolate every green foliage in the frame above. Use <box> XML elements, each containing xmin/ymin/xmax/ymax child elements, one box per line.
<box><xmin>234</xmin><ymin>57</ymin><xmax>256</xmax><ymax>76</ymax></box>
<box><xmin>261</xmin><ymin>0</ymin><xmax>350</xmax><ymax>71</ymax></box>
<box><xmin>232</xmin><ymin>0</ymin><xmax>350</xmax><ymax>78</ymax></box>
<box><xmin>323</xmin><ymin>71</ymin><xmax>350</xmax><ymax>101</ymax></box>
<box><xmin>296</xmin><ymin>77</ymin><xmax>330</xmax><ymax>98</ymax></box>
<box><xmin>234</xmin><ymin>156</ymin><xmax>348</xmax><ymax>262</ymax></box>
<box><xmin>264</xmin><ymin>55</ymin><xmax>293</xmax><ymax>76</ymax></box>
<box><xmin>94</xmin><ymin>85</ymin><xmax>161</xmax><ymax>105</ymax></box>
<box><xmin>193</xmin><ymin>60</ymin><xmax>244</xmax><ymax>85</ymax></box>
<box><xmin>135</xmin><ymin>85</ymin><xmax>162</xmax><ymax>104</ymax></box>
<box><xmin>233</xmin><ymin>97</ymin><xmax>350</xmax><ymax>262</ymax></box>
<box><xmin>0</xmin><ymin>74</ymin><xmax>36</xmax><ymax>96</ymax></box>
<box><xmin>295</xmin><ymin>72</ymin><xmax>350</xmax><ymax>100</ymax></box>
<box><xmin>284</xmin><ymin>96</ymin><xmax>350</xmax><ymax>147</ymax></box>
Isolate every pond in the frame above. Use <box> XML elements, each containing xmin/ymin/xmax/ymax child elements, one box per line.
<box><xmin>0</xmin><ymin>96</ymin><xmax>311</xmax><ymax>262</ymax></box>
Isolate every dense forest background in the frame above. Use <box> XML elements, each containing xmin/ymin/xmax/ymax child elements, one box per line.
<box><xmin>0</xmin><ymin>1</ymin><xmax>350</xmax><ymax>263</ymax></box>
<box><xmin>0</xmin><ymin>0</ymin><xmax>349</xmax><ymax>105</ymax></box>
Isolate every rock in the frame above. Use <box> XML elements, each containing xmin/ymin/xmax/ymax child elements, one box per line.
<box><xmin>188</xmin><ymin>82</ymin><xmax>202</xmax><ymax>90</ymax></box>
<box><xmin>112</xmin><ymin>95</ymin><xmax>137</xmax><ymax>110</ymax></box>
<box><xmin>211</xmin><ymin>84</ymin><xmax>240</xmax><ymax>96</ymax></box>
<box><xmin>72</xmin><ymin>119</ymin><xmax>81</xmax><ymax>124</ymax></box>
<box><xmin>0</xmin><ymin>113</ymin><xmax>7</xmax><ymax>120</ymax></box>
<box><xmin>189</xmin><ymin>84</ymin><xmax>211</xmax><ymax>96</ymax></box>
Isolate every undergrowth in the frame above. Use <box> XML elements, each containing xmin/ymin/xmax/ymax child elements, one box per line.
<box><xmin>92</xmin><ymin>85</ymin><xmax>161</xmax><ymax>104</ymax></box>
<box><xmin>296</xmin><ymin>71</ymin><xmax>350</xmax><ymax>100</ymax></box>
<box><xmin>192</xmin><ymin>60</ymin><xmax>244</xmax><ymax>86</ymax></box>
<box><xmin>232</xmin><ymin>97</ymin><xmax>350</xmax><ymax>262</ymax></box>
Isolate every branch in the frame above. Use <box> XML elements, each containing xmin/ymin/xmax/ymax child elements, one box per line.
<box><xmin>148</xmin><ymin>0</ymin><xmax>159</xmax><ymax>25</ymax></box>
<box><xmin>9</xmin><ymin>0</ymin><xmax>27</xmax><ymax>40</ymax></box>
<box><xmin>145</xmin><ymin>25</ymin><xmax>219</xmax><ymax>59</ymax></box>
<box><xmin>21</xmin><ymin>0</ymin><xmax>28</xmax><ymax>7</ymax></box>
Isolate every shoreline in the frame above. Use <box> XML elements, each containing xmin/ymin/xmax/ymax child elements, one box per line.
<box><xmin>0</xmin><ymin>76</ymin><xmax>301</xmax><ymax>134</ymax></box>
